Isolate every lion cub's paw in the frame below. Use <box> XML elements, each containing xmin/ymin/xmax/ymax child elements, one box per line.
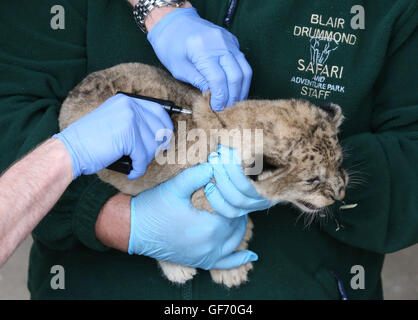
<box><xmin>210</xmin><ymin>262</ymin><xmax>253</xmax><ymax>288</ymax></box>
<box><xmin>158</xmin><ymin>261</ymin><xmax>197</xmax><ymax>284</ymax></box>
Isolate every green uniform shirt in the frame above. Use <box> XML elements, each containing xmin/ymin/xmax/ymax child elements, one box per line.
<box><xmin>0</xmin><ymin>0</ymin><xmax>417</xmax><ymax>299</ymax></box>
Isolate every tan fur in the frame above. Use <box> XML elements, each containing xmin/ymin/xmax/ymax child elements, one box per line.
<box><xmin>59</xmin><ymin>63</ymin><xmax>348</xmax><ymax>287</ymax></box>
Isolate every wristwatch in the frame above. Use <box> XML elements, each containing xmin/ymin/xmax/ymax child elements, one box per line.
<box><xmin>133</xmin><ymin>0</ymin><xmax>186</xmax><ymax>33</ymax></box>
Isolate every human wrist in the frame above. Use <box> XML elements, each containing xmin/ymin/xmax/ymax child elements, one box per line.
<box><xmin>95</xmin><ymin>193</ymin><xmax>132</xmax><ymax>252</ymax></box>
<box><xmin>147</xmin><ymin>7</ymin><xmax>198</xmax><ymax>44</ymax></box>
<box><xmin>46</xmin><ymin>138</ymin><xmax>74</xmax><ymax>183</ymax></box>
<box><xmin>128</xmin><ymin>0</ymin><xmax>192</xmax><ymax>32</ymax></box>
<box><xmin>51</xmin><ymin>132</ymin><xmax>81</xmax><ymax>179</ymax></box>
<box><xmin>127</xmin><ymin>195</ymin><xmax>144</xmax><ymax>255</ymax></box>
<box><xmin>144</xmin><ymin>1</ymin><xmax>192</xmax><ymax>32</ymax></box>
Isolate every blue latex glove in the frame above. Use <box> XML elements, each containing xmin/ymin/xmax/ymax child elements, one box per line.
<box><xmin>205</xmin><ymin>145</ymin><xmax>277</xmax><ymax>218</ymax></box>
<box><xmin>53</xmin><ymin>93</ymin><xmax>173</xmax><ymax>180</ymax></box>
<box><xmin>147</xmin><ymin>8</ymin><xmax>252</xmax><ymax>111</ymax></box>
<box><xmin>128</xmin><ymin>163</ymin><xmax>258</xmax><ymax>270</ymax></box>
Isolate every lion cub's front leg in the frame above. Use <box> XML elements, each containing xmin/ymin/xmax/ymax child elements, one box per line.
<box><xmin>157</xmin><ymin>188</ymin><xmax>254</xmax><ymax>286</ymax></box>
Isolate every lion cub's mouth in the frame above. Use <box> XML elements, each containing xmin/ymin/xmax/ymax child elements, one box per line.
<box><xmin>296</xmin><ymin>200</ymin><xmax>321</xmax><ymax>212</ymax></box>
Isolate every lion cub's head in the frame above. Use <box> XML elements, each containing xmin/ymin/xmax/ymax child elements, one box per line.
<box><xmin>246</xmin><ymin>99</ymin><xmax>348</xmax><ymax>213</ymax></box>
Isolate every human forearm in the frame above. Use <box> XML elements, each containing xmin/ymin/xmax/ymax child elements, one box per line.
<box><xmin>0</xmin><ymin>138</ymin><xmax>73</xmax><ymax>265</ymax></box>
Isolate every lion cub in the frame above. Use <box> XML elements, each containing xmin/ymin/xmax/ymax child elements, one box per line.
<box><xmin>59</xmin><ymin>63</ymin><xmax>348</xmax><ymax>288</ymax></box>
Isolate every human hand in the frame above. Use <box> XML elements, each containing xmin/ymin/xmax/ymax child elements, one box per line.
<box><xmin>205</xmin><ymin>145</ymin><xmax>278</xmax><ymax>218</ymax></box>
<box><xmin>53</xmin><ymin>93</ymin><xmax>173</xmax><ymax>180</ymax></box>
<box><xmin>147</xmin><ymin>8</ymin><xmax>252</xmax><ymax>111</ymax></box>
<box><xmin>128</xmin><ymin>163</ymin><xmax>258</xmax><ymax>270</ymax></box>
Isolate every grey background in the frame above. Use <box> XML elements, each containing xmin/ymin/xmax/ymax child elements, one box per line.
<box><xmin>0</xmin><ymin>237</ymin><xmax>417</xmax><ymax>299</ymax></box>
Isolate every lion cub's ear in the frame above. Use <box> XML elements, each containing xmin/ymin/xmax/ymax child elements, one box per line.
<box><xmin>318</xmin><ymin>102</ymin><xmax>344</xmax><ymax>128</ymax></box>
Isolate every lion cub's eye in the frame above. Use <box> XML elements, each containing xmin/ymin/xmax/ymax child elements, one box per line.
<box><xmin>306</xmin><ymin>176</ymin><xmax>320</xmax><ymax>183</ymax></box>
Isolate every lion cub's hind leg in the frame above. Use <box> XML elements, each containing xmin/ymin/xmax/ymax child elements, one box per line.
<box><xmin>191</xmin><ymin>188</ymin><xmax>256</xmax><ymax>288</ymax></box>
<box><xmin>158</xmin><ymin>261</ymin><xmax>197</xmax><ymax>284</ymax></box>
<box><xmin>157</xmin><ymin>189</ymin><xmax>255</xmax><ymax>287</ymax></box>
<box><xmin>209</xmin><ymin>217</ymin><xmax>254</xmax><ymax>288</ymax></box>
<box><xmin>156</xmin><ymin>189</ymin><xmax>209</xmax><ymax>285</ymax></box>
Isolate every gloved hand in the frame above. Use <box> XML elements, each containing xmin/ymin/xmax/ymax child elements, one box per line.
<box><xmin>147</xmin><ymin>8</ymin><xmax>252</xmax><ymax>111</ymax></box>
<box><xmin>205</xmin><ymin>145</ymin><xmax>278</xmax><ymax>218</ymax></box>
<box><xmin>128</xmin><ymin>163</ymin><xmax>258</xmax><ymax>270</ymax></box>
<box><xmin>53</xmin><ymin>93</ymin><xmax>173</xmax><ymax>180</ymax></box>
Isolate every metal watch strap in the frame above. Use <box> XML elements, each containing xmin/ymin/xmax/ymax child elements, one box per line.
<box><xmin>133</xmin><ymin>0</ymin><xmax>186</xmax><ymax>33</ymax></box>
